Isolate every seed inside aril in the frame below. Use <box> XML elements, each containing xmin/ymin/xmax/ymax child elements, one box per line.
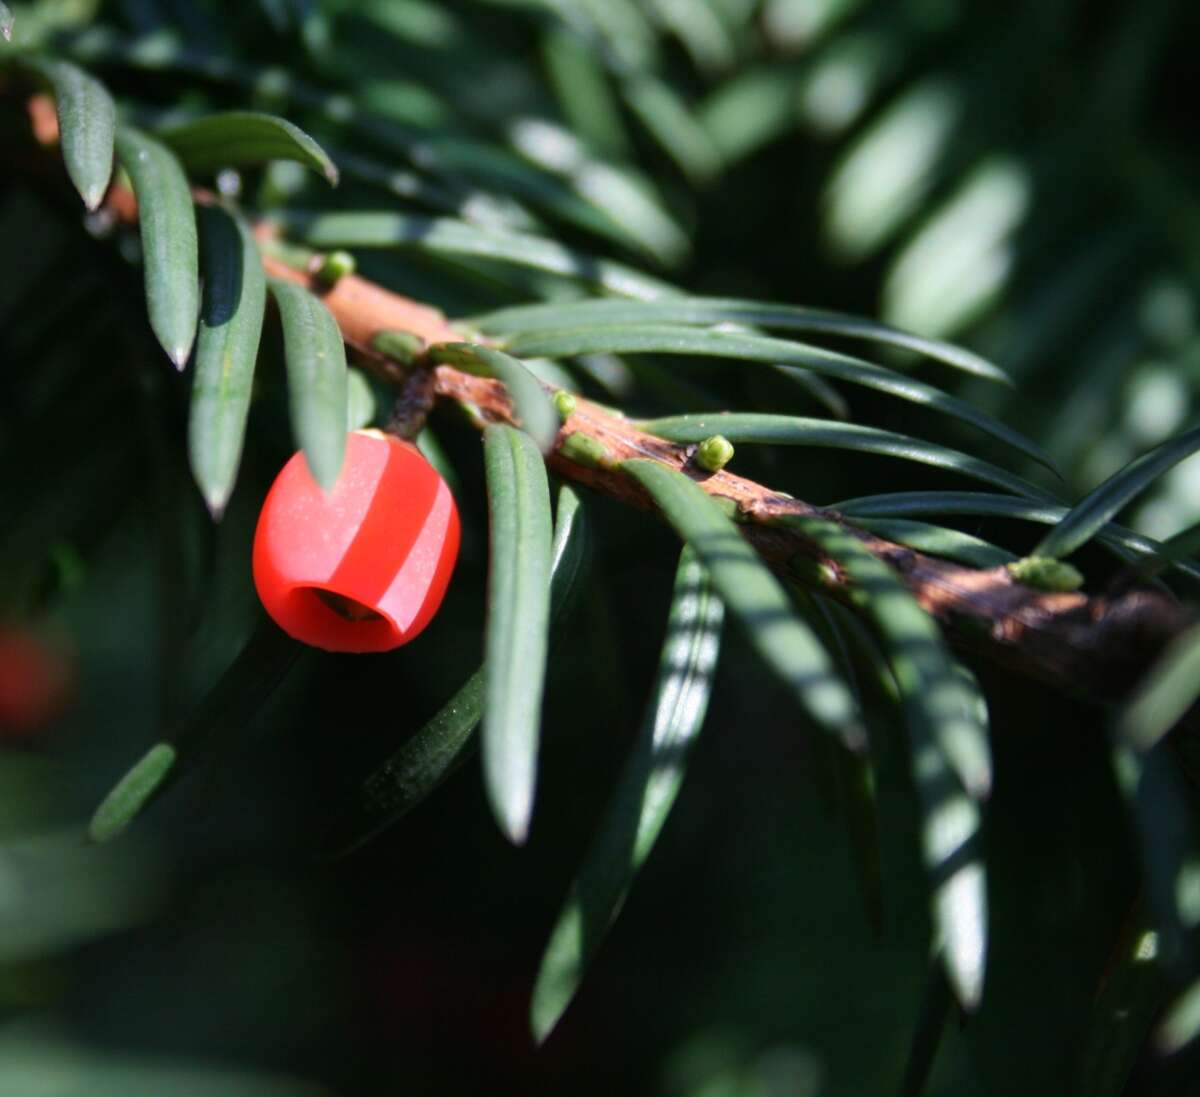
<box><xmin>311</xmin><ymin>588</ymin><xmax>387</xmax><ymax>622</ymax></box>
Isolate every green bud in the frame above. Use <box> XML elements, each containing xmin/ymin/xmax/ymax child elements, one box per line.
<box><xmin>695</xmin><ymin>434</ymin><xmax>734</xmax><ymax>473</ymax></box>
<box><xmin>371</xmin><ymin>329</ymin><xmax>426</xmax><ymax>366</ymax></box>
<box><xmin>315</xmin><ymin>249</ymin><xmax>356</xmax><ymax>285</ymax></box>
<box><xmin>552</xmin><ymin>390</ymin><xmax>577</xmax><ymax>420</ymax></box>
<box><xmin>560</xmin><ymin>431</ymin><xmax>613</xmax><ymax>470</ymax></box>
<box><xmin>1006</xmin><ymin>555</ymin><xmax>1084</xmax><ymax>592</ymax></box>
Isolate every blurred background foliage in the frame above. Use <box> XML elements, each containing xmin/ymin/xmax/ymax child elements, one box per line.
<box><xmin>2</xmin><ymin>0</ymin><xmax>1200</xmax><ymax>1094</ymax></box>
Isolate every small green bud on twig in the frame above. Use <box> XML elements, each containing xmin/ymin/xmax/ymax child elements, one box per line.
<box><xmin>561</xmin><ymin>431</ymin><xmax>614</xmax><ymax>470</ymax></box>
<box><xmin>552</xmin><ymin>390</ymin><xmax>577</xmax><ymax>420</ymax></box>
<box><xmin>695</xmin><ymin>434</ymin><xmax>734</xmax><ymax>473</ymax></box>
<box><xmin>314</xmin><ymin>249</ymin><xmax>356</xmax><ymax>285</ymax></box>
<box><xmin>1006</xmin><ymin>555</ymin><xmax>1084</xmax><ymax>592</ymax></box>
<box><xmin>371</xmin><ymin>330</ymin><xmax>427</xmax><ymax>366</ymax></box>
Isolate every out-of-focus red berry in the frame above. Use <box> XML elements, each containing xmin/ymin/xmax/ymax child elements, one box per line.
<box><xmin>253</xmin><ymin>430</ymin><xmax>460</xmax><ymax>653</ymax></box>
<box><xmin>0</xmin><ymin>626</ymin><xmax>74</xmax><ymax>738</ymax></box>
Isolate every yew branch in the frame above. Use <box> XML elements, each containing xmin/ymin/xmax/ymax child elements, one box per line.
<box><xmin>25</xmin><ymin>93</ymin><xmax>1191</xmax><ymax>699</ymax></box>
<box><xmin>260</xmin><ymin>254</ymin><xmax>1190</xmax><ymax>697</ymax></box>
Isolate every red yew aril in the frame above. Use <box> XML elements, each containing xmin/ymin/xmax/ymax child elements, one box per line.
<box><xmin>0</xmin><ymin>626</ymin><xmax>74</xmax><ymax>739</ymax></box>
<box><xmin>253</xmin><ymin>430</ymin><xmax>460</xmax><ymax>653</ymax></box>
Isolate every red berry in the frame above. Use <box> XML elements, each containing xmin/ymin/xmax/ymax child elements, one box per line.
<box><xmin>0</xmin><ymin>626</ymin><xmax>74</xmax><ymax>739</ymax></box>
<box><xmin>253</xmin><ymin>430</ymin><xmax>460</xmax><ymax>653</ymax></box>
